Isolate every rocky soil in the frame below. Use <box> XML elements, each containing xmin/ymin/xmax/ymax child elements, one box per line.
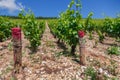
<box><xmin>0</xmin><ymin>22</ymin><xmax>120</xmax><ymax>80</ymax></box>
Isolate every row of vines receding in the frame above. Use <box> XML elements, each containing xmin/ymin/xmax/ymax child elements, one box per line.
<box><xmin>18</xmin><ymin>10</ymin><xmax>45</xmax><ymax>52</ymax></box>
<box><xmin>48</xmin><ymin>0</ymin><xmax>120</xmax><ymax>56</ymax></box>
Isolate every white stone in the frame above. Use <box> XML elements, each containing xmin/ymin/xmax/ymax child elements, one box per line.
<box><xmin>36</xmin><ymin>70</ymin><xmax>40</xmax><ymax>74</ymax></box>
<box><xmin>98</xmin><ymin>68</ymin><xmax>103</xmax><ymax>73</ymax></box>
<box><xmin>81</xmin><ymin>66</ymin><xmax>86</xmax><ymax>72</ymax></box>
<box><xmin>41</xmin><ymin>53</ymin><xmax>44</xmax><ymax>54</ymax></box>
<box><xmin>77</xmin><ymin>72</ymin><xmax>81</xmax><ymax>76</ymax></box>
<box><xmin>90</xmin><ymin>58</ymin><xmax>93</xmax><ymax>61</ymax></box>
<box><xmin>42</xmin><ymin>61</ymin><xmax>46</xmax><ymax>64</ymax></box>
<box><xmin>104</xmin><ymin>71</ymin><xmax>110</xmax><ymax>77</ymax></box>
<box><xmin>28</xmin><ymin>69</ymin><xmax>32</xmax><ymax>74</ymax></box>
<box><xmin>76</xmin><ymin>75</ymin><xmax>79</xmax><ymax>79</ymax></box>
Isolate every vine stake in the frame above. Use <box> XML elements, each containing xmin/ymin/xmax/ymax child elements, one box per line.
<box><xmin>78</xmin><ymin>30</ymin><xmax>86</xmax><ymax>65</ymax></box>
<box><xmin>12</xmin><ymin>27</ymin><xmax>22</xmax><ymax>73</ymax></box>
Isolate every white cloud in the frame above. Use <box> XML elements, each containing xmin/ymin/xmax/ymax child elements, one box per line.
<box><xmin>0</xmin><ymin>0</ymin><xmax>25</xmax><ymax>12</ymax></box>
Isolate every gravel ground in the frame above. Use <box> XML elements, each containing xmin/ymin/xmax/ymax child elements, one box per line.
<box><xmin>0</xmin><ymin>22</ymin><xmax>120</xmax><ymax>80</ymax></box>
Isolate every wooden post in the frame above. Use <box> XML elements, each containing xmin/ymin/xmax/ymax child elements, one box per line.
<box><xmin>78</xmin><ymin>30</ymin><xmax>86</xmax><ymax>65</ymax></box>
<box><xmin>12</xmin><ymin>28</ymin><xmax>22</xmax><ymax>73</ymax></box>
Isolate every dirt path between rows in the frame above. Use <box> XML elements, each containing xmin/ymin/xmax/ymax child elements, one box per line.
<box><xmin>0</xmin><ymin>22</ymin><xmax>83</xmax><ymax>80</ymax></box>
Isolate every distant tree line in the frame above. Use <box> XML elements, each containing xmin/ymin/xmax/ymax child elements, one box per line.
<box><xmin>0</xmin><ymin>15</ymin><xmax>19</xmax><ymax>19</ymax></box>
<box><xmin>0</xmin><ymin>15</ymin><xmax>58</xmax><ymax>19</ymax></box>
<box><xmin>36</xmin><ymin>16</ymin><xmax>58</xmax><ymax>19</ymax></box>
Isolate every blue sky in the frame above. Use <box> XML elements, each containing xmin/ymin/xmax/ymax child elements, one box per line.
<box><xmin>0</xmin><ymin>0</ymin><xmax>120</xmax><ymax>18</ymax></box>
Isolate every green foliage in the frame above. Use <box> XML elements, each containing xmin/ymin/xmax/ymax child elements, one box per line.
<box><xmin>93</xmin><ymin>17</ymin><xmax>120</xmax><ymax>43</ymax></box>
<box><xmin>0</xmin><ymin>31</ymin><xmax>5</xmax><ymax>42</ymax></box>
<box><xmin>39</xmin><ymin>21</ymin><xmax>45</xmax><ymax>38</ymax></box>
<box><xmin>0</xmin><ymin>17</ymin><xmax>14</xmax><ymax>41</ymax></box>
<box><xmin>97</xmin><ymin>30</ymin><xmax>104</xmax><ymax>42</ymax></box>
<box><xmin>56</xmin><ymin>0</ymin><xmax>83</xmax><ymax>54</ymax></box>
<box><xmin>84</xmin><ymin>12</ymin><xmax>94</xmax><ymax>32</ymax></box>
<box><xmin>107</xmin><ymin>46</ymin><xmax>120</xmax><ymax>55</ymax></box>
<box><xmin>48</xmin><ymin>0</ymin><xmax>83</xmax><ymax>55</ymax></box>
<box><xmin>103</xmin><ymin>17</ymin><xmax>120</xmax><ymax>38</ymax></box>
<box><xmin>18</xmin><ymin>10</ymin><xmax>45</xmax><ymax>52</ymax></box>
<box><xmin>10</xmin><ymin>77</ymin><xmax>17</xmax><ymax>80</ymax></box>
<box><xmin>89</xmin><ymin>31</ymin><xmax>93</xmax><ymax>40</ymax></box>
<box><xmin>8</xmin><ymin>42</ymin><xmax>12</xmax><ymax>51</ymax></box>
<box><xmin>84</xmin><ymin>66</ymin><xmax>97</xmax><ymax>80</ymax></box>
<box><xmin>48</xmin><ymin>20</ymin><xmax>58</xmax><ymax>38</ymax></box>
<box><xmin>111</xmin><ymin>77</ymin><xmax>119</xmax><ymax>80</ymax></box>
<box><xmin>103</xmin><ymin>17</ymin><xmax>114</xmax><ymax>36</ymax></box>
<box><xmin>107</xmin><ymin>60</ymin><xmax>119</xmax><ymax>76</ymax></box>
<box><xmin>84</xmin><ymin>12</ymin><xmax>95</xmax><ymax>40</ymax></box>
<box><xmin>113</xmin><ymin>18</ymin><xmax>120</xmax><ymax>38</ymax></box>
